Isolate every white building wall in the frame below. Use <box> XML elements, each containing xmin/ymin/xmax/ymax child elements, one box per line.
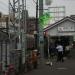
<box><xmin>48</xmin><ymin>20</ymin><xmax>75</xmax><ymax>37</ymax></box>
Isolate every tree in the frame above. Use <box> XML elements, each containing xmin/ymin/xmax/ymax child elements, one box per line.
<box><xmin>39</xmin><ymin>12</ymin><xmax>52</xmax><ymax>28</ymax></box>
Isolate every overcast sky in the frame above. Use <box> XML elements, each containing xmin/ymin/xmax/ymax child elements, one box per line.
<box><xmin>0</xmin><ymin>0</ymin><xmax>75</xmax><ymax>17</ymax></box>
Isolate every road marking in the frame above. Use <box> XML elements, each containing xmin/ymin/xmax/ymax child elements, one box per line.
<box><xmin>56</xmin><ymin>67</ymin><xmax>68</xmax><ymax>70</ymax></box>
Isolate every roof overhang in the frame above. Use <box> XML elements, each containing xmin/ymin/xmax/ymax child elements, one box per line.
<box><xmin>44</xmin><ymin>17</ymin><xmax>75</xmax><ymax>32</ymax></box>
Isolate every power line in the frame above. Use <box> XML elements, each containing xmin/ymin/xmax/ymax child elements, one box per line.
<box><xmin>33</xmin><ymin>0</ymin><xmax>37</xmax><ymax>4</ymax></box>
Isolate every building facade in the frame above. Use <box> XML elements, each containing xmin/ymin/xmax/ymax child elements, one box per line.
<box><xmin>44</xmin><ymin>16</ymin><xmax>75</xmax><ymax>44</ymax></box>
<box><xmin>44</xmin><ymin>15</ymin><xmax>75</xmax><ymax>58</ymax></box>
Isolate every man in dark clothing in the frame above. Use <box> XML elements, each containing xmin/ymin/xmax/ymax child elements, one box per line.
<box><xmin>56</xmin><ymin>43</ymin><xmax>64</xmax><ymax>62</ymax></box>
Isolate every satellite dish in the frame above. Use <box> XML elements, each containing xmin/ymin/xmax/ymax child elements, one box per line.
<box><xmin>45</xmin><ymin>0</ymin><xmax>52</xmax><ymax>6</ymax></box>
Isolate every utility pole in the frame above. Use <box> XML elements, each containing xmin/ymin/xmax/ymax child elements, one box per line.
<box><xmin>39</xmin><ymin>0</ymin><xmax>44</xmax><ymax>63</ymax></box>
<box><xmin>34</xmin><ymin>0</ymin><xmax>44</xmax><ymax>57</ymax></box>
<box><xmin>9</xmin><ymin>0</ymin><xmax>22</xmax><ymax>49</ymax></box>
<box><xmin>9</xmin><ymin>0</ymin><xmax>27</xmax><ymax>70</ymax></box>
<box><xmin>5</xmin><ymin>17</ymin><xmax>9</xmax><ymax>70</ymax></box>
<box><xmin>18</xmin><ymin>0</ymin><xmax>22</xmax><ymax>50</ymax></box>
<box><xmin>0</xmin><ymin>12</ymin><xmax>3</xmax><ymax>71</ymax></box>
<box><xmin>0</xmin><ymin>41</ymin><xmax>3</xmax><ymax>71</ymax></box>
<box><xmin>34</xmin><ymin>0</ymin><xmax>38</xmax><ymax>50</ymax></box>
<box><xmin>22</xmin><ymin>0</ymin><xmax>27</xmax><ymax>63</ymax></box>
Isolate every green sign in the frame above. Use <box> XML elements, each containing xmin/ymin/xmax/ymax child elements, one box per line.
<box><xmin>39</xmin><ymin>12</ymin><xmax>52</xmax><ymax>28</ymax></box>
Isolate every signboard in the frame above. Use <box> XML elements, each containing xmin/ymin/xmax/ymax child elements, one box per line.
<box><xmin>58</xmin><ymin>26</ymin><xmax>75</xmax><ymax>32</ymax></box>
<box><xmin>45</xmin><ymin>0</ymin><xmax>52</xmax><ymax>5</ymax></box>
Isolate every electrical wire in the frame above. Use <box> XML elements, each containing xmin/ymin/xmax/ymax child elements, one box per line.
<box><xmin>33</xmin><ymin>0</ymin><xmax>37</xmax><ymax>4</ymax></box>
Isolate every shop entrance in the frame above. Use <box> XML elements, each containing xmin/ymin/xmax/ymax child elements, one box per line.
<box><xmin>51</xmin><ymin>36</ymin><xmax>73</xmax><ymax>47</ymax></box>
<box><xmin>44</xmin><ymin>35</ymin><xmax>73</xmax><ymax>58</ymax></box>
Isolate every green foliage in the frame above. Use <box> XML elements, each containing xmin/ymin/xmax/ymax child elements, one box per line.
<box><xmin>39</xmin><ymin>12</ymin><xmax>52</xmax><ymax>28</ymax></box>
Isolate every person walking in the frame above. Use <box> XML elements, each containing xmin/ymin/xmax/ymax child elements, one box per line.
<box><xmin>56</xmin><ymin>43</ymin><xmax>64</xmax><ymax>62</ymax></box>
<box><xmin>49</xmin><ymin>43</ymin><xmax>55</xmax><ymax>59</ymax></box>
<box><xmin>31</xmin><ymin>49</ymin><xmax>38</xmax><ymax>69</ymax></box>
<box><xmin>65</xmin><ymin>44</ymin><xmax>72</xmax><ymax>59</ymax></box>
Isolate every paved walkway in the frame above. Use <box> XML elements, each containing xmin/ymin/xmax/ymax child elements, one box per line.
<box><xmin>24</xmin><ymin>48</ymin><xmax>75</xmax><ymax>75</ymax></box>
<box><xmin>25</xmin><ymin>58</ymin><xmax>75</xmax><ymax>75</ymax></box>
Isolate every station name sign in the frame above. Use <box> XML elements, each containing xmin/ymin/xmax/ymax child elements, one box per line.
<box><xmin>58</xmin><ymin>26</ymin><xmax>75</xmax><ymax>32</ymax></box>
